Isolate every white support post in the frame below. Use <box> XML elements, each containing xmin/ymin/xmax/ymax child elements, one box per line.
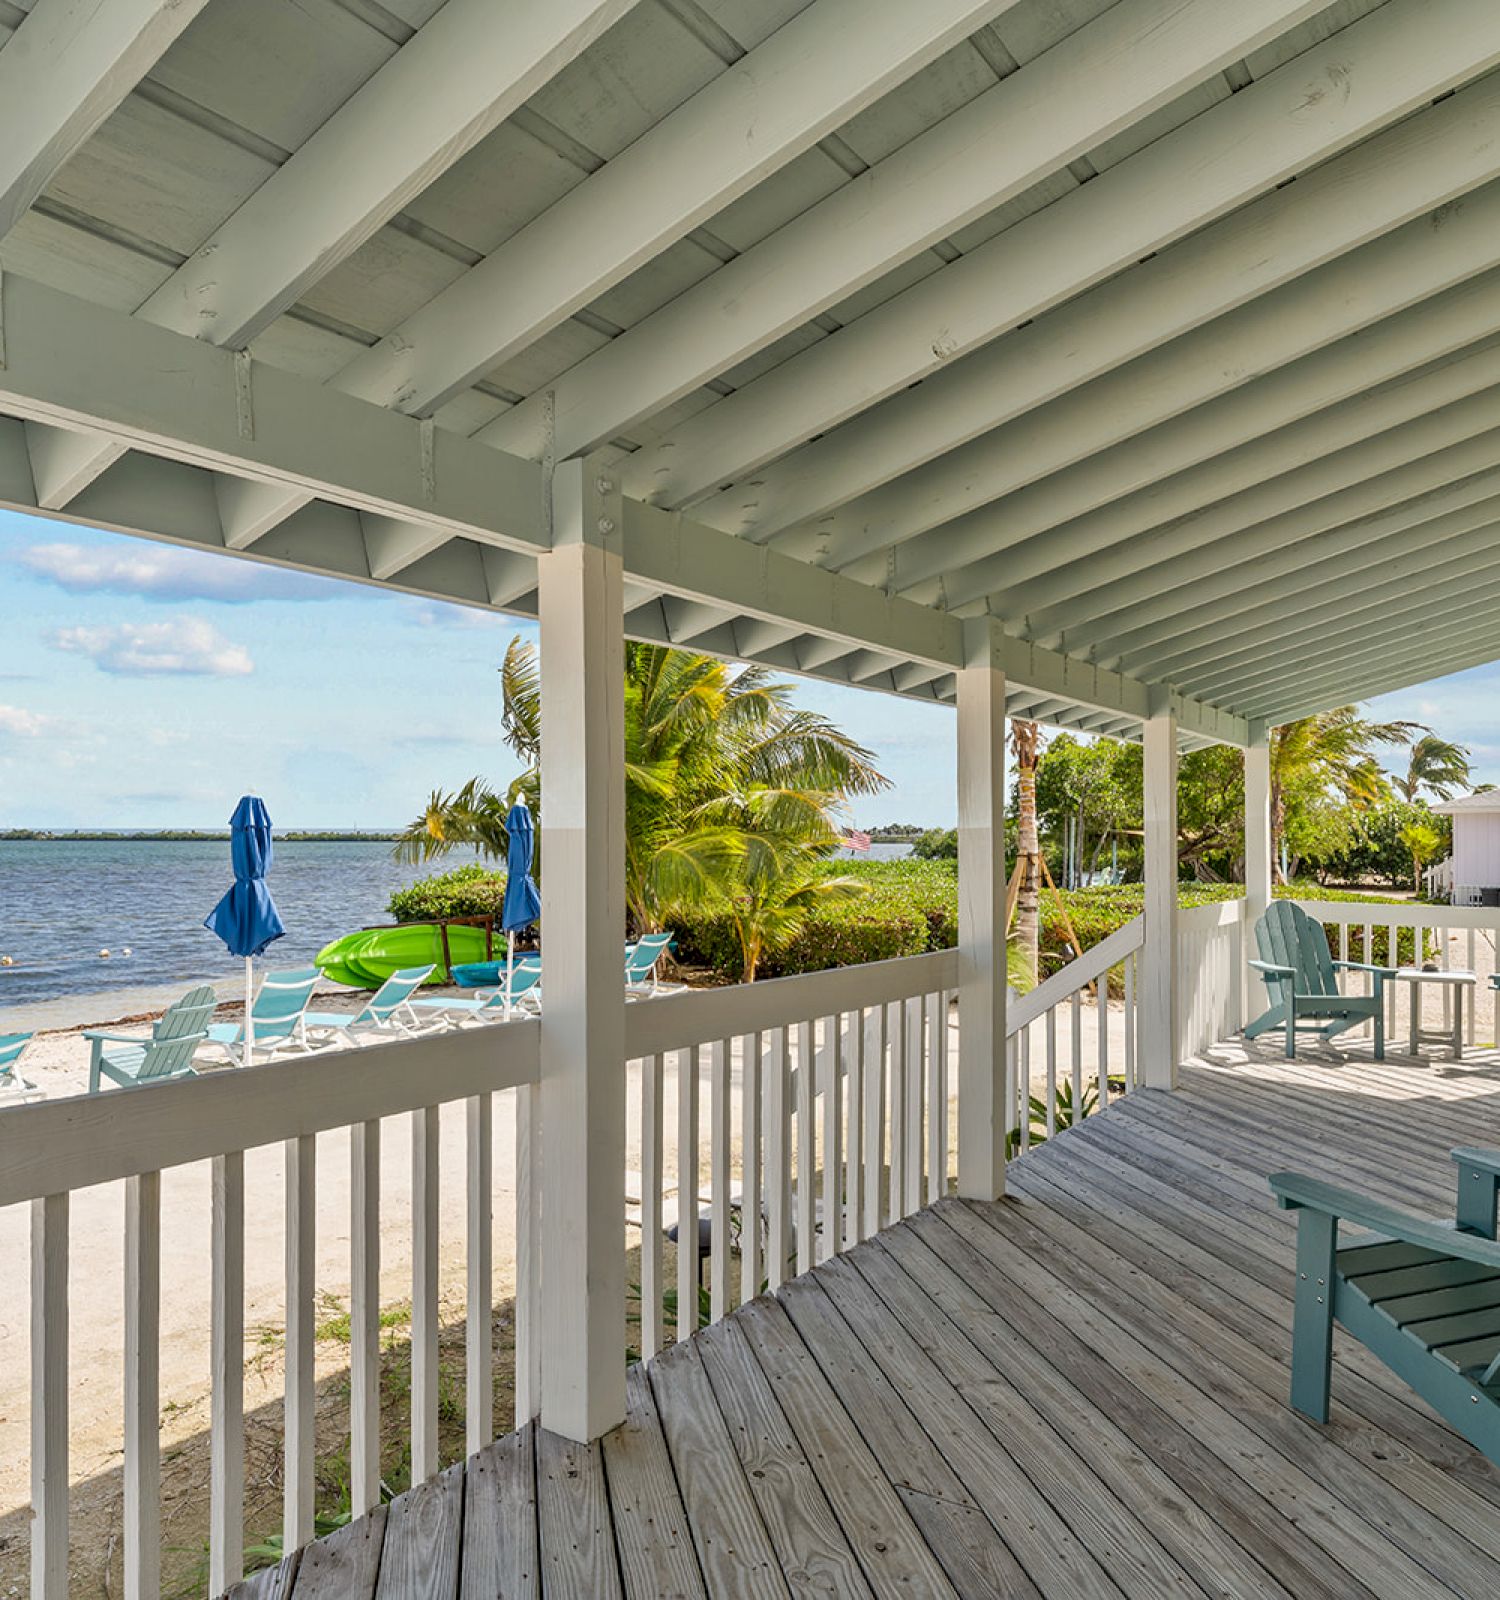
<box><xmin>956</xmin><ymin>625</ymin><xmax>1007</xmax><ymax>1199</ymax></box>
<box><xmin>1243</xmin><ymin>738</ymin><xmax>1273</xmax><ymax>1027</ymax></box>
<box><xmin>1141</xmin><ymin>714</ymin><xmax>1180</xmax><ymax>1088</ymax></box>
<box><xmin>536</xmin><ymin>456</ymin><xmax>627</xmax><ymax>1443</ymax></box>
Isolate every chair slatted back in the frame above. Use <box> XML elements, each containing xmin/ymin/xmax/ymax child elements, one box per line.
<box><xmin>0</xmin><ymin>1032</ymin><xmax>32</xmax><ymax>1073</ymax></box>
<box><xmin>359</xmin><ymin>966</ymin><xmax>434</xmax><ymax>1024</ymax></box>
<box><xmin>1255</xmin><ymin>902</ymin><xmax>1337</xmax><ymax>1001</ymax></box>
<box><xmin>253</xmin><ymin>967</ymin><xmax>320</xmax><ymax>1025</ymax></box>
<box><xmin>138</xmin><ymin>985</ymin><xmax>216</xmax><ymax>1080</ymax></box>
<box><xmin>625</xmin><ymin>932</ymin><xmax>673</xmax><ymax>982</ymax></box>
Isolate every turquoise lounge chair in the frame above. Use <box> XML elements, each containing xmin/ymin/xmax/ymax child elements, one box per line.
<box><xmin>303</xmin><ymin>965</ymin><xmax>437</xmax><ymax>1045</ymax></box>
<box><xmin>1271</xmin><ymin>1152</ymin><xmax>1500</xmax><ymax>1468</ymax></box>
<box><xmin>85</xmin><ymin>985</ymin><xmax>216</xmax><ymax>1093</ymax></box>
<box><xmin>625</xmin><ymin>932</ymin><xmax>677</xmax><ymax>998</ymax></box>
<box><xmin>0</xmin><ymin>1032</ymin><xmax>42</xmax><ymax>1103</ymax></box>
<box><xmin>412</xmin><ymin>956</ymin><xmax>542</xmax><ymax>1023</ymax></box>
<box><xmin>206</xmin><ymin>966</ymin><xmax>321</xmax><ymax>1064</ymax></box>
<box><xmin>1245</xmin><ymin>901</ymin><xmax>1393</xmax><ymax>1059</ymax></box>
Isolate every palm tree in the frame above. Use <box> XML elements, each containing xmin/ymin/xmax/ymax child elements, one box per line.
<box><xmin>1011</xmin><ymin>719</ymin><xmax>1042</xmax><ymax>986</ymax></box>
<box><xmin>1393</xmin><ymin>732</ymin><xmax>1471</xmax><ymax>803</ymax></box>
<box><xmin>1269</xmin><ymin>707</ymin><xmax>1415</xmax><ymax>881</ymax></box>
<box><xmin>396</xmin><ymin>638</ymin><xmax>889</xmax><ymax>976</ymax></box>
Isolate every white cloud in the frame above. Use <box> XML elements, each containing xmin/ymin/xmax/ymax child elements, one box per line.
<box><xmin>0</xmin><ymin>704</ymin><xmax>47</xmax><ymax>736</ymax></box>
<box><xmin>49</xmin><ymin>619</ymin><xmax>254</xmax><ymax>677</ymax></box>
<box><xmin>17</xmin><ymin>542</ymin><xmax>336</xmax><ymax>603</ymax></box>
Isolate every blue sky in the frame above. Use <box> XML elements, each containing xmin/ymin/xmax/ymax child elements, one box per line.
<box><xmin>2</xmin><ymin>510</ymin><xmax>1495</xmax><ymax>829</ymax></box>
<box><xmin>0</xmin><ymin>511</ymin><xmax>958</xmax><ymax>829</ymax></box>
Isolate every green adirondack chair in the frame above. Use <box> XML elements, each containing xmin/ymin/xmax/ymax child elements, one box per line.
<box><xmin>1245</xmin><ymin>900</ymin><xmax>1394</xmax><ymax>1060</ymax></box>
<box><xmin>1270</xmin><ymin>1152</ymin><xmax>1500</xmax><ymax>1468</ymax></box>
<box><xmin>85</xmin><ymin>984</ymin><xmax>216</xmax><ymax>1093</ymax></box>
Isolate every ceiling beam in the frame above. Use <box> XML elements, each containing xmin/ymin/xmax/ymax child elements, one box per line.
<box><xmin>992</xmin><ymin>326</ymin><xmax>1500</xmax><ymax>621</ymax></box>
<box><xmin>332</xmin><ymin>0</ymin><xmax>1020</xmax><ymax>420</ymax></box>
<box><xmin>1119</xmin><ymin>505</ymin><xmax>1500</xmax><ymax>681</ymax></box>
<box><xmin>655</xmin><ymin>1</ymin><xmax>1500</xmax><ymax>518</ymax></box>
<box><xmin>22</xmin><ymin>420</ymin><xmax>125</xmax><ymax>509</ymax></box>
<box><xmin>482</xmin><ymin>0</ymin><xmax>1330</xmax><ymax>467</ymax></box>
<box><xmin>0</xmin><ymin>0</ymin><xmax>211</xmax><ymax>241</ymax></box>
<box><xmin>135</xmin><ymin>0</ymin><xmax>633</xmax><ymax>350</ymax></box>
<box><xmin>1028</xmin><ymin>431</ymin><xmax>1500</xmax><ymax>649</ymax></box>
<box><xmin>0</xmin><ymin>273</ymin><xmax>546</xmax><ymax>552</ymax></box>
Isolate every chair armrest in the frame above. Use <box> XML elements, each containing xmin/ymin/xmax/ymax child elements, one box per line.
<box><xmin>1270</xmin><ymin>1170</ymin><xmax>1500</xmax><ymax>1269</ymax></box>
<box><xmin>1453</xmin><ymin>1148</ymin><xmax>1500</xmax><ymax>1179</ymax></box>
<box><xmin>1248</xmin><ymin>959</ymin><xmax>1295</xmax><ymax>977</ymax></box>
<box><xmin>81</xmin><ymin>1029</ymin><xmax>148</xmax><ymax>1045</ymax></box>
<box><xmin>1453</xmin><ymin>1149</ymin><xmax>1500</xmax><ymax>1237</ymax></box>
<box><xmin>1333</xmin><ymin>961</ymin><xmax>1396</xmax><ymax>977</ymax></box>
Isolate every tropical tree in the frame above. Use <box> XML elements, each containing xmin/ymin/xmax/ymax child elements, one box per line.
<box><xmin>1011</xmin><ymin>719</ymin><xmax>1043</xmax><ymax>985</ymax></box>
<box><xmin>1269</xmin><ymin>707</ymin><xmax>1415</xmax><ymax>880</ymax></box>
<box><xmin>1393</xmin><ymin>732</ymin><xmax>1471</xmax><ymax>803</ymax></box>
<box><xmin>396</xmin><ymin>638</ymin><xmax>889</xmax><ymax>977</ymax></box>
<box><xmin>1397</xmin><ymin>818</ymin><xmax>1443</xmax><ymax>896</ymax></box>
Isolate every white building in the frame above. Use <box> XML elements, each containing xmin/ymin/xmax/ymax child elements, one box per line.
<box><xmin>1429</xmin><ymin>792</ymin><xmax>1500</xmax><ymax>905</ymax></box>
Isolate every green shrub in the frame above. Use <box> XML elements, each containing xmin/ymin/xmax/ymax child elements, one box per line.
<box><xmin>387</xmin><ymin>863</ymin><xmax>507</xmax><ymax>923</ymax></box>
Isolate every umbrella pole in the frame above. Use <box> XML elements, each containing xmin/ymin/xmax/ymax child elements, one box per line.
<box><xmin>506</xmin><ymin>932</ymin><xmax>515</xmax><ymax>1020</ymax></box>
<box><xmin>245</xmin><ymin>955</ymin><xmax>254</xmax><ymax>1067</ymax></box>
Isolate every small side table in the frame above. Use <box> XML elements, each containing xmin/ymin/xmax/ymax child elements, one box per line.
<box><xmin>1393</xmin><ymin>968</ymin><xmax>1476</xmax><ymax>1059</ymax></box>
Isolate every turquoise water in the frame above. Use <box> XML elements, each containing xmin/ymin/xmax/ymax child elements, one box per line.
<box><xmin>0</xmin><ymin>839</ymin><xmax>459</xmax><ymax>1008</ymax></box>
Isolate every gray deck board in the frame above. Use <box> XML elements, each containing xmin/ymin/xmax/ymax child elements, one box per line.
<box><xmin>231</xmin><ymin>1041</ymin><xmax>1500</xmax><ymax>1598</ymax></box>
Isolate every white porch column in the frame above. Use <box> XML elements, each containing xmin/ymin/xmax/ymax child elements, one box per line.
<box><xmin>536</xmin><ymin>457</ymin><xmax>627</xmax><ymax>1442</ymax></box>
<box><xmin>1141</xmin><ymin>713</ymin><xmax>1179</xmax><ymax>1089</ymax></box>
<box><xmin>1243</xmin><ymin>737</ymin><xmax>1273</xmax><ymax>1026</ymax></box>
<box><xmin>956</xmin><ymin>624</ymin><xmax>1007</xmax><ymax>1199</ymax></box>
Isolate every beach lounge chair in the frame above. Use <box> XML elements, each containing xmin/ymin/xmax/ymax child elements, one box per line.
<box><xmin>625</xmin><ymin>932</ymin><xmax>678</xmax><ymax>998</ymax></box>
<box><xmin>85</xmin><ymin>985</ymin><xmax>216</xmax><ymax>1093</ymax></box>
<box><xmin>1245</xmin><ymin>901</ymin><xmax>1393</xmax><ymax>1060</ymax></box>
<box><xmin>411</xmin><ymin>956</ymin><xmax>542</xmax><ymax>1023</ymax></box>
<box><xmin>0</xmin><ymin>1032</ymin><xmax>42</xmax><ymax>1103</ymax></box>
<box><xmin>205</xmin><ymin>966</ymin><xmax>321</xmax><ymax>1064</ymax></box>
<box><xmin>1270</xmin><ymin>1151</ymin><xmax>1500</xmax><ymax>1468</ymax></box>
<box><xmin>303</xmin><ymin>965</ymin><xmax>437</xmax><ymax>1045</ymax></box>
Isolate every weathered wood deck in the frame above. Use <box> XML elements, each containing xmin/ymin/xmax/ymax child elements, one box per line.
<box><xmin>235</xmin><ymin>1038</ymin><xmax>1500</xmax><ymax>1598</ymax></box>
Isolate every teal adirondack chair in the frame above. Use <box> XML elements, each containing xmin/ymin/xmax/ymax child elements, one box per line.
<box><xmin>205</xmin><ymin>966</ymin><xmax>321</xmax><ymax>1063</ymax></box>
<box><xmin>0</xmin><ymin>1032</ymin><xmax>42</xmax><ymax>1103</ymax></box>
<box><xmin>85</xmin><ymin>985</ymin><xmax>216</xmax><ymax>1093</ymax></box>
<box><xmin>1270</xmin><ymin>1151</ymin><xmax>1500</xmax><ymax>1467</ymax></box>
<box><xmin>1246</xmin><ymin>901</ymin><xmax>1393</xmax><ymax>1060</ymax></box>
<box><xmin>303</xmin><ymin>965</ymin><xmax>437</xmax><ymax>1044</ymax></box>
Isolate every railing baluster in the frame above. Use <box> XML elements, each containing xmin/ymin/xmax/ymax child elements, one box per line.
<box><xmin>819</xmin><ymin>1015</ymin><xmax>841</xmax><ymax>1263</ymax></box>
<box><xmin>1071</xmin><ymin>991</ymin><xmax>1083</xmax><ymax>1120</ymax></box>
<box><xmin>795</xmin><ymin>1020</ymin><xmax>816</xmax><ymax>1273</ymax></box>
<box><xmin>678</xmin><ymin>1046</ymin><xmax>701</xmax><ymax>1340</ymax></box>
<box><xmin>846</xmin><ymin>1012</ymin><xmax>864</xmax><ymax>1247</ymax></box>
<box><xmin>1045</xmin><ymin>1007</ymin><xmax>1058</xmax><ymax>1137</ymax></box>
<box><xmin>710</xmin><ymin>1038</ymin><xmax>732</xmax><ymax>1320</ymax></box>
<box><xmin>640</xmin><ymin>1055</ymin><xmax>665</xmax><ymax>1358</ymax></box>
<box><xmin>1096</xmin><ymin>977</ymin><xmax>1109</xmax><ymax>1111</ymax></box>
<box><xmin>514</xmin><ymin>1084</ymin><xmax>541</xmax><ymax>1425</ymax></box>
<box><xmin>926</xmin><ymin>993</ymin><xmax>943</xmax><ymax>1204</ymax></box>
<box><xmin>862</xmin><ymin>1005</ymin><xmax>886</xmax><ymax>1240</ymax></box>
<box><xmin>740</xmin><ymin>1033</ymin><xmax>762</xmax><ymax>1307</ymax></box>
<box><xmin>285</xmin><ymin>1135</ymin><xmax>316</xmax><ymax>1548</ymax></box>
<box><xmin>350</xmin><ymin>1120</ymin><xmax>382</xmax><ymax>1509</ymax></box>
<box><xmin>210</xmin><ymin>1151</ymin><xmax>245</xmax><ymax>1595</ymax></box>
<box><xmin>904</xmin><ymin>998</ymin><xmax>923</xmax><ymax>1216</ymax></box>
<box><xmin>1018</xmin><ymin>1027</ymin><xmax>1031</xmax><ymax>1150</ymax></box>
<box><xmin>1468</xmin><ymin>928</ymin><xmax>1479</xmax><ymax>1046</ymax></box>
<box><xmin>1124</xmin><ymin>955</ymin><xmax>1136</xmax><ymax>1090</ymax></box>
<box><xmin>124</xmin><ymin>1174</ymin><xmax>159</xmax><ymax>1600</ymax></box>
<box><xmin>412</xmin><ymin>1107</ymin><xmax>440</xmax><ymax>1482</ymax></box>
<box><xmin>887</xmin><ymin>1001</ymin><xmax>906</xmax><ymax>1222</ymax></box>
<box><xmin>465</xmin><ymin>1095</ymin><xmax>493</xmax><ymax>1457</ymax></box>
<box><xmin>766</xmin><ymin>1028</ymin><xmax>791</xmax><ymax>1291</ymax></box>
<box><xmin>32</xmin><ymin>1193</ymin><xmax>68</xmax><ymax>1600</ymax></box>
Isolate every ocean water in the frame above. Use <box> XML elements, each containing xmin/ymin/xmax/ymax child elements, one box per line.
<box><xmin>0</xmin><ymin>837</ymin><xmax>914</xmax><ymax>1010</ymax></box>
<box><xmin>0</xmin><ymin>839</ymin><xmax>449</xmax><ymax>1009</ymax></box>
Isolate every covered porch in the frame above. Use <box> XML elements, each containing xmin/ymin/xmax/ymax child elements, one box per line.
<box><xmin>233</xmin><ymin>1040</ymin><xmax>1500</xmax><ymax>1599</ymax></box>
<box><xmin>5</xmin><ymin>1</ymin><xmax>1500</xmax><ymax>1595</ymax></box>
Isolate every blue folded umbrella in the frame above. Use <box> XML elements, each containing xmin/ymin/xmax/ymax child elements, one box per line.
<box><xmin>502</xmin><ymin>801</ymin><xmax>542</xmax><ymax>936</ymax></box>
<box><xmin>205</xmin><ymin>796</ymin><xmax>287</xmax><ymax>1061</ymax></box>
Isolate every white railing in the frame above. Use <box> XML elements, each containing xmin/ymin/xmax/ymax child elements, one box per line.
<box><xmin>3</xmin><ymin>1019</ymin><xmax>541</xmax><ymax>1600</ymax></box>
<box><xmin>1005</xmin><ymin>914</ymin><xmax>1145</xmax><ymax>1153</ymax></box>
<box><xmin>621</xmin><ymin>948</ymin><xmax>957</xmax><ymax>1360</ymax></box>
<box><xmin>1178</xmin><ymin>898</ymin><xmax>1246</xmax><ymax>1059</ymax></box>
<box><xmin>1423</xmin><ymin>857</ymin><xmax>1455</xmax><ymax>899</ymax></box>
<box><xmin>1290</xmin><ymin>897</ymin><xmax>1500</xmax><ymax>1048</ymax></box>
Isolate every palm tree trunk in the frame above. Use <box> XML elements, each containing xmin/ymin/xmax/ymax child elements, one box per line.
<box><xmin>1013</xmin><ymin>720</ymin><xmax>1041</xmax><ymax>986</ymax></box>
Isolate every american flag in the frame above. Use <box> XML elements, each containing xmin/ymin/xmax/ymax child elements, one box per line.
<box><xmin>845</xmin><ymin>829</ymin><xmax>871</xmax><ymax>853</ymax></box>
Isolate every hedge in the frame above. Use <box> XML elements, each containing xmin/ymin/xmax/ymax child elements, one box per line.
<box><xmin>388</xmin><ymin>863</ymin><xmax>508</xmax><ymax>923</ymax></box>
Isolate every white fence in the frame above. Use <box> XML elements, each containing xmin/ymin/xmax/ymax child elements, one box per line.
<box><xmin>1178</xmin><ymin>898</ymin><xmax>1246</xmax><ymax>1059</ymax></box>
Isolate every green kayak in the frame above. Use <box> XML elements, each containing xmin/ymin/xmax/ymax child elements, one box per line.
<box><xmin>315</xmin><ymin>923</ymin><xmax>493</xmax><ymax>988</ymax></box>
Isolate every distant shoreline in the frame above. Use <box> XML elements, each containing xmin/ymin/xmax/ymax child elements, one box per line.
<box><xmin>0</xmin><ymin>830</ymin><xmax>404</xmax><ymax>842</ymax></box>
